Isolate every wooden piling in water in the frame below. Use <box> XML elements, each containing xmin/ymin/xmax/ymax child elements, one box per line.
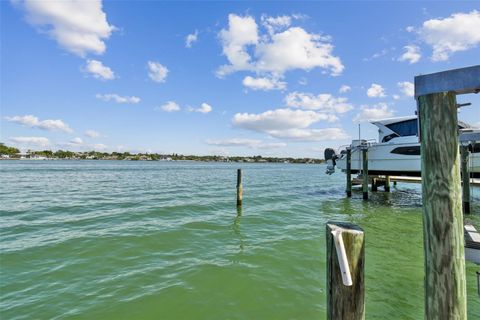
<box><xmin>326</xmin><ymin>221</ymin><xmax>365</xmax><ymax>320</ymax></box>
<box><xmin>346</xmin><ymin>148</ymin><xmax>352</xmax><ymax>197</ymax></box>
<box><xmin>371</xmin><ymin>178</ymin><xmax>377</xmax><ymax>192</ymax></box>
<box><xmin>384</xmin><ymin>176</ymin><xmax>391</xmax><ymax>192</ymax></box>
<box><xmin>362</xmin><ymin>148</ymin><xmax>368</xmax><ymax>200</ymax></box>
<box><xmin>236</xmin><ymin>169</ymin><xmax>243</xmax><ymax>207</ymax></box>
<box><xmin>418</xmin><ymin>92</ymin><xmax>466</xmax><ymax>319</ymax></box>
<box><xmin>460</xmin><ymin>145</ymin><xmax>471</xmax><ymax>214</ymax></box>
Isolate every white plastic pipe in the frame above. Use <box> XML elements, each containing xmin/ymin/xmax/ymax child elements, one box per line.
<box><xmin>331</xmin><ymin>229</ymin><xmax>353</xmax><ymax>286</ymax></box>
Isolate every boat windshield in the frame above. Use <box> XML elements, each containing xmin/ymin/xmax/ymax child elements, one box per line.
<box><xmin>386</xmin><ymin>119</ymin><xmax>418</xmax><ymax>138</ymax></box>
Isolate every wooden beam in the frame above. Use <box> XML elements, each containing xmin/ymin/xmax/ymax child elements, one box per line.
<box><xmin>414</xmin><ymin>65</ymin><xmax>480</xmax><ymax>98</ymax></box>
<box><xmin>418</xmin><ymin>92</ymin><xmax>466</xmax><ymax>319</ymax></box>
<box><xmin>326</xmin><ymin>222</ymin><xmax>365</xmax><ymax>320</ymax></box>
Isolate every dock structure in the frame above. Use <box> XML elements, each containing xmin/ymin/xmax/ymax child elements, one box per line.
<box><xmin>414</xmin><ymin>65</ymin><xmax>480</xmax><ymax>319</ymax></box>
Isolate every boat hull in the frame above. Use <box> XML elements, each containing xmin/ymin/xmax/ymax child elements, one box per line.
<box><xmin>336</xmin><ymin>142</ymin><xmax>480</xmax><ymax>177</ymax></box>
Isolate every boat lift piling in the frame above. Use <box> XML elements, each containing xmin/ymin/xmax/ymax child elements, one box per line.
<box><xmin>346</xmin><ymin>148</ymin><xmax>352</xmax><ymax>197</ymax></box>
<box><xmin>414</xmin><ymin>65</ymin><xmax>480</xmax><ymax>319</ymax></box>
<box><xmin>460</xmin><ymin>144</ymin><xmax>471</xmax><ymax>214</ymax></box>
<box><xmin>362</xmin><ymin>148</ymin><xmax>368</xmax><ymax>200</ymax></box>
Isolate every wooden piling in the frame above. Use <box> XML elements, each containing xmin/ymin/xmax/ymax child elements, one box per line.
<box><xmin>236</xmin><ymin>169</ymin><xmax>243</xmax><ymax>207</ymax></box>
<box><xmin>460</xmin><ymin>145</ymin><xmax>471</xmax><ymax>214</ymax></box>
<box><xmin>326</xmin><ymin>221</ymin><xmax>365</xmax><ymax>320</ymax></box>
<box><xmin>384</xmin><ymin>176</ymin><xmax>391</xmax><ymax>192</ymax></box>
<box><xmin>362</xmin><ymin>148</ymin><xmax>368</xmax><ymax>200</ymax></box>
<box><xmin>371</xmin><ymin>178</ymin><xmax>377</xmax><ymax>192</ymax></box>
<box><xmin>418</xmin><ymin>92</ymin><xmax>466</xmax><ymax>319</ymax></box>
<box><xmin>346</xmin><ymin>148</ymin><xmax>352</xmax><ymax>197</ymax></box>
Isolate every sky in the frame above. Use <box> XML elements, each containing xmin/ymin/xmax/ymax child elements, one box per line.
<box><xmin>1</xmin><ymin>1</ymin><xmax>479</xmax><ymax>158</ymax></box>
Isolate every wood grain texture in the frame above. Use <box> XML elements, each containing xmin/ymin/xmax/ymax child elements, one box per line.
<box><xmin>418</xmin><ymin>92</ymin><xmax>467</xmax><ymax>319</ymax></box>
<box><xmin>326</xmin><ymin>222</ymin><xmax>365</xmax><ymax>320</ymax></box>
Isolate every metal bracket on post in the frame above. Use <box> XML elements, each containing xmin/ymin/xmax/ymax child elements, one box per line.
<box><xmin>331</xmin><ymin>229</ymin><xmax>353</xmax><ymax>286</ymax></box>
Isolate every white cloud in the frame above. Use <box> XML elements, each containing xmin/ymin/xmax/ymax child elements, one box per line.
<box><xmin>406</xmin><ymin>26</ymin><xmax>415</xmax><ymax>33</ymax></box>
<box><xmin>147</xmin><ymin>61</ymin><xmax>169</xmax><ymax>83</ymax></box>
<box><xmin>5</xmin><ymin>115</ymin><xmax>73</xmax><ymax>133</ymax></box>
<box><xmin>85</xmin><ymin>130</ymin><xmax>101</xmax><ymax>138</ymax></box>
<box><xmin>185</xmin><ymin>30</ymin><xmax>198</xmax><ymax>48</ymax></box>
<box><xmin>366</xmin><ymin>83</ymin><xmax>386</xmax><ymax>98</ymax></box>
<box><xmin>217</xmin><ymin>14</ymin><xmax>259</xmax><ymax>76</ymax></box>
<box><xmin>217</xmin><ymin>14</ymin><xmax>343</xmax><ymax>78</ymax></box>
<box><xmin>261</xmin><ymin>15</ymin><xmax>292</xmax><ymax>35</ymax></box>
<box><xmin>197</xmin><ymin>103</ymin><xmax>212</xmax><ymax>114</ymax></box>
<box><xmin>85</xmin><ymin>59</ymin><xmax>115</xmax><ymax>80</ymax></box>
<box><xmin>188</xmin><ymin>103</ymin><xmax>212</xmax><ymax>114</ymax></box>
<box><xmin>255</xmin><ymin>27</ymin><xmax>344</xmax><ymax>76</ymax></box>
<box><xmin>267</xmin><ymin>128</ymin><xmax>349</xmax><ymax>141</ymax></box>
<box><xmin>339</xmin><ymin>85</ymin><xmax>351</xmax><ymax>93</ymax></box>
<box><xmin>15</xmin><ymin>0</ymin><xmax>114</xmax><ymax>57</ymax></box>
<box><xmin>242</xmin><ymin>76</ymin><xmax>286</xmax><ymax>91</ymax></box>
<box><xmin>393</xmin><ymin>94</ymin><xmax>400</xmax><ymax>100</ymax></box>
<box><xmin>69</xmin><ymin>137</ymin><xmax>84</xmax><ymax>145</ymax></box>
<box><xmin>420</xmin><ymin>10</ymin><xmax>480</xmax><ymax>61</ymax></box>
<box><xmin>206</xmin><ymin>138</ymin><xmax>286</xmax><ymax>149</ymax></box>
<box><xmin>285</xmin><ymin>92</ymin><xmax>353</xmax><ymax>113</ymax></box>
<box><xmin>353</xmin><ymin>103</ymin><xmax>394</xmax><ymax>123</ymax></box>
<box><xmin>232</xmin><ymin>108</ymin><xmax>333</xmax><ymax>132</ymax></box>
<box><xmin>9</xmin><ymin>136</ymin><xmax>51</xmax><ymax>148</ymax></box>
<box><xmin>158</xmin><ymin>101</ymin><xmax>181</xmax><ymax>112</ymax></box>
<box><xmin>96</xmin><ymin>93</ymin><xmax>140</xmax><ymax>104</ymax></box>
<box><xmin>398</xmin><ymin>45</ymin><xmax>421</xmax><ymax>64</ymax></box>
<box><xmin>397</xmin><ymin>81</ymin><xmax>414</xmax><ymax>97</ymax></box>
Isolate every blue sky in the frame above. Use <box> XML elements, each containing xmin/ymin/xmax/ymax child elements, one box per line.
<box><xmin>1</xmin><ymin>1</ymin><xmax>479</xmax><ymax>157</ymax></box>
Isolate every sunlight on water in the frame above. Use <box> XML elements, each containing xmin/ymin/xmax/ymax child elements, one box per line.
<box><xmin>1</xmin><ymin>161</ymin><xmax>479</xmax><ymax>319</ymax></box>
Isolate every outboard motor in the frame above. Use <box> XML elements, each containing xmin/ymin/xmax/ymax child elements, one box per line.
<box><xmin>324</xmin><ymin>148</ymin><xmax>338</xmax><ymax>175</ymax></box>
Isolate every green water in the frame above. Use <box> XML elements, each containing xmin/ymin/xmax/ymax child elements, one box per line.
<box><xmin>1</xmin><ymin>161</ymin><xmax>479</xmax><ymax>319</ymax></box>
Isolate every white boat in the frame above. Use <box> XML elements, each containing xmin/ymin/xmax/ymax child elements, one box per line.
<box><xmin>325</xmin><ymin>115</ymin><xmax>480</xmax><ymax>177</ymax></box>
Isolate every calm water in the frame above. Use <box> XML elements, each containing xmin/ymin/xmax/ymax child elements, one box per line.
<box><xmin>1</xmin><ymin>160</ymin><xmax>479</xmax><ymax>319</ymax></box>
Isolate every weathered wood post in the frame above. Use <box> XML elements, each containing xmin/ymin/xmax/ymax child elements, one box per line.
<box><xmin>415</xmin><ymin>66</ymin><xmax>480</xmax><ymax>319</ymax></box>
<box><xmin>346</xmin><ymin>148</ymin><xmax>352</xmax><ymax>197</ymax></box>
<box><xmin>362</xmin><ymin>148</ymin><xmax>368</xmax><ymax>200</ymax></box>
<box><xmin>418</xmin><ymin>92</ymin><xmax>466</xmax><ymax>319</ymax></box>
<box><xmin>236</xmin><ymin>169</ymin><xmax>243</xmax><ymax>207</ymax></box>
<box><xmin>384</xmin><ymin>176</ymin><xmax>391</xmax><ymax>192</ymax></box>
<box><xmin>460</xmin><ymin>145</ymin><xmax>471</xmax><ymax>214</ymax></box>
<box><xmin>326</xmin><ymin>221</ymin><xmax>365</xmax><ymax>320</ymax></box>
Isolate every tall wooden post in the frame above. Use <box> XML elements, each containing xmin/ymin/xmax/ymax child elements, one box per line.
<box><xmin>326</xmin><ymin>221</ymin><xmax>365</xmax><ymax>320</ymax></box>
<box><xmin>384</xmin><ymin>176</ymin><xmax>391</xmax><ymax>192</ymax></box>
<box><xmin>362</xmin><ymin>148</ymin><xmax>368</xmax><ymax>200</ymax></box>
<box><xmin>460</xmin><ymin>145</ymin><xmax>471</xmax><ymax>214</ymax></box>
<box><xmin>418</xmin><ymin>92</ymin><xmax>466</xmax><ymax>319</ymax></box>
<box><xmin>236</xmin><ymin>169</ymin><xmax>243</xmax><ymax>207</ymax></box>
<box><xmin>346</xmin><ymin>148</ymin><xmax>352</xmax><ymax>197</ymax></box>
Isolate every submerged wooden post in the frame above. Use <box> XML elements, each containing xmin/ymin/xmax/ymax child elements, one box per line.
<box><xmin>384</xmin><ymin>176</ymin><xmax>391</xmax><ymax>192</ymax></box>
<box><xmin>346</xmin><ymin>148</ymin><xmax>352</xmax><ymax>197</ymax></box>
<box><xmin>362</xmin><ymin>148</ymin><xmax>368</xmax><ymax>200</ymax></box>
<box><xmin>460</xmin><ymin>145</ymin><xmax>471</xmax><ymax>214</ymax></box>
<box><xmin>326</xmin><ymin>221</ymin><xmax>365</xmax><ymax>320</ymax></box>
<box><xmin>236</xmin><ymin>169</ymin><xmax>243</xmax><ymax>207</ymax></box>
<box><xmin>418</xmin><ymin>92</ymin><xmax>466</xmax><ymax>319</ymax></box>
